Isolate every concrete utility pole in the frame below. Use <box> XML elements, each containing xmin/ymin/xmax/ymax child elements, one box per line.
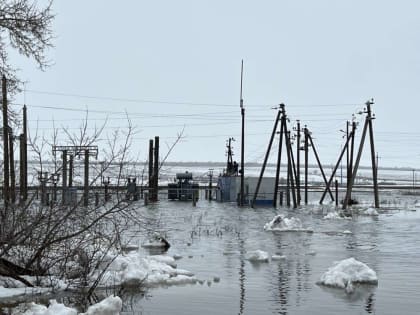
<box><xmin>2</xmin><ymin>75</ymin><xmax>10</xmax><ymax>208</ymax></box>
<box><xmin>62</xmin><ymin>150</ymin><xmax>67</xmax><ymax>204</ymax></box>
<box><xmin>22</xmin><ymin>105</ymin><xmax>28</xmax><ymax>200</ymax></box>
<box><xmin>148</xmin><ymin>139</ymin><xmax>153</xmax><ymax>200</ymax></box>
<box><xmin>9</xmin><ymin>128</ymin><xmax>16</xmax><ymax>203</ymax></box>
<box><xmin>84</xmin><ymin>149</ymin><xmax>89</xmax><ymax>206</ymax></box>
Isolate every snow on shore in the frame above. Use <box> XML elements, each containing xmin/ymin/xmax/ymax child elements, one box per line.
<box><xmin>15</xmin><ymin>295</ymin><xmax>122</xmax><ymax>315</ymax></box>
<box><xmin>317</xmin><ymin>257</ymin><xmax>378</xmax><ymax>293</ymax></box>
<box><xmin>264</xmin><ymin>215</ymin><xmax>312</xmax><ymax>232</ymax></box>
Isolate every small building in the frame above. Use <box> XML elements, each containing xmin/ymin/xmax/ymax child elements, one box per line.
<box><xmin>216</xmin><ymin>176</ymin><xmax>275</xmax><ymax>205</ymax></box>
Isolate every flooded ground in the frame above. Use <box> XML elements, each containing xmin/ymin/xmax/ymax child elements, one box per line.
<box><xmin>120</xmin><ymin>190</ymin><xmax>420</xmax><ymax>314</ymax></box>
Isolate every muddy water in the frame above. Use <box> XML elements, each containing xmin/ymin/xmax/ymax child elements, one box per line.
<box><xmin>121</xmin><ymin>191</ymin><xmax>420</xmax><ymax>315</ymax></box>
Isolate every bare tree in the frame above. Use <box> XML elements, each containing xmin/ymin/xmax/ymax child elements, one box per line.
<box><xmin>0</xmin><ymin>0</ymin><xmax>54</xmax><ymax>93</ymax></box>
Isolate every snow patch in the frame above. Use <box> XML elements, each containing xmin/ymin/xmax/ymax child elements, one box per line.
<box><xmin>19</xmin><ymin>300</ymin><xmax>77</xmax><ymax>315</ymax></box>
<box><xmin>317</xmin><ymin>257</ymin><xmax>378</xmax><ymax>293</ymax></box>
<box><xmin>81</xmin><ymin>295</ymin><xmax>122</xmax><ymax>315</ymax></box>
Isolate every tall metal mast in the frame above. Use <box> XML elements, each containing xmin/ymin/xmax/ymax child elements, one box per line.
<box><xmin>240</xmin><ymin>60</ymin><xmax>245</xmax><ymax>206</ymax></box>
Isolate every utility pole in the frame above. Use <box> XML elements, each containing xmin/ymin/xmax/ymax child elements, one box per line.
<box><xmin>343</xmin><ymin>99</ymin><xmax>379</xmax><ymax>209</ymax></box>
<box><xmin>304</xmin><ymin>126</ymin><xmax>309</xmax><ymax>205</ymax></box>
<box><xmin>208</xmin><ymin>168</ymin><xmax>213</xmax><ymax>201</ymax></box>
<box><xmin>9</xmin><ymin>128</ymin><xmax>16</xmax><ymax>203</ymax></box>
<box><xmin>366</xmin><ymin>100</ymin><xmax>379</xmax><ymax>208</ymax></box>
<box><xmin>148</xmin><ymin>139</ymin><xmax>154</xmax><ymax>201</ymax></box>
<box><xmin>296</xmin><ymin>120</ymin><xmax>301</xmax><ymax>205</ymax></box>
<box><xmin>62</xmin><ymin>150</ymin><xmax>67</xmax><ymax>204</ymax></box>
<box><xmin>252</xmin><ymin>108</ymin><xmax>281</xmax><ymax>207</ymax></box>
<box><xmin>273</xmin><ymin>105</ymin><xmax>284</xmax><ymax>207</ymax></box>
<box><xmin>320</xmin><ymin>128</ymin><xmax>353</xmax><ymax>204</ymax></box>
<box><xmin>69</xmin><ymin>154</ymin><xmax>73</xmax><ymax>187</ymax></box>
<box><xmin>153</xmin><ymin>136</ymin><xmax>159</xmax><ymax>201</ymax></box>
<box><xmin>84</xmin><ymin>149</ymin><xmax>89</xmax><ymax>206</ymax></box>
<box><xmin>22</xmin><ymin>105</ymin><xmax>28</xmax><ymax>200</ymax></box>
<box><xmin>240</xmin><ymin>60</ymin><xmax>245</xmax><ymax>207</ymax></box>
<box><xmin>2</xmin><ymin>75</ymin><xmax>10</xmax><ymax>208</ymax></box>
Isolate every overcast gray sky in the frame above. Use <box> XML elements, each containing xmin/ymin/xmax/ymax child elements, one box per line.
<box><xmin>10</xmin><ymin>0</ymin><xmax>420</xmax><ymax>168</ymax></box>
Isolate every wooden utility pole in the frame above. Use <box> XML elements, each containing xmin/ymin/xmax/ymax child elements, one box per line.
<box><xmin>320</xmin><ymin>129</ymin><xmax>353</xmax><ymax>204</ymax></box>
<box><xmin>366</xmin><ymin>100</ymin><xmax>379</xmax><ymax>207</ymax></box>
<box><xmin>2</xmin><ymin>75</ymin><xmax>10</xmax><ymax>207</ymax></box>
<box><xmin>240</xmin><ymin>60</ymin><xmax>245</xmax><ymax>206</ymax></box>
<box><xmin>343</xmin><ymin>99</ymin><xmax>379</xmax><ymax>209</ymax></box>
<box><xmin>153</xmin><ymin>136</ymin><xmax>159</xmax><ymax>201</ymax></box>
<box><xmin>304</xmin><ymin>126</ymin><xmax>309</xmax><ymax>204</ymax></box>
<box><xmin>285</xmin><ymin>129</ymin><xmax>297</xmax><ymax>208</ymax></box>
<box><xmin>273</xmin><ymin>106</ymin><xmax>284</xmax><ymax>207</ymax></box>
<box><xmin>296</xmin><ymin>120</ymin><xmax>301</xmax><ymax>205</ymax></box>
<box><xmin>273</xmin><ymin>104</ymin><xmax>297</xmax><ymax>208</ymax></box>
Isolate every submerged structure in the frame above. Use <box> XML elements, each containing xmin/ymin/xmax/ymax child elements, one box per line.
<box><xmin>168</xmin><ymin>172</ymin><xmax>199</xmax><ymax>201</ymax></box>
<box><xmin>216</xmin><ymin>138</ymin><xmax>275</xmax><ymax>205</ymax></box>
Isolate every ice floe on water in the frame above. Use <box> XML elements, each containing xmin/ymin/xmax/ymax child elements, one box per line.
<box><xmin>264</xmin><ymin>215</ymin><xmax>313</xmax><ymax>232</ymax></box>
<box><xmin>97</xmin><ymin>252</ymin><xmax>197</xmax><ymax>287</ymax></box>
<box><xmin>361</xmin><ymin>207</ymin><xmax>379</xmax><ymax>216</ymax></box>
<box><xmin>271</xmin><ymin>255</ymin><xmax>287</xmax><ymax>261</ymax></box>
<box><xmin>245</xmin><ymin>250</ymin><xmax>269</xmax><ymax>262</ymax></box>
<box><xmin>323</xmin><ymin>211</ymin><xmax>351</xmax><ymax>220</ymax></box>
<box><xmin>317</xmin><ymin>257</ymin><xmax>378</xmax><ymax>294</ymax></box>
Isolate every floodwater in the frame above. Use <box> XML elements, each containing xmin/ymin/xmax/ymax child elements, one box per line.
<box><xmin>121</xmin><ymin>190</ymin><xmax>420</xmax><ymax>315</ymax></box>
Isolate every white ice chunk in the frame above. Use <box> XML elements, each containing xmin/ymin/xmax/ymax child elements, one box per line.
<box><xmin>323</xmin><ymin>212</ymin><xmax>351</xmax><ymax>220</ymax></box>
<box><xmin>363</xmin><ymin>208</ymin><xmax>379</xmax><ymax>216</ymax></box>
<box><xmin>264</xmin><ymin>215</ymin><xmax>313</xmax><ymax>232</ymax></box>
<box><xmin>246</xmin><ymin>250</ymin><xmax>269</xmax><ymax>262</ymax></box>
<box><xmin>317</xmin><ymin>257</ymin><xmax>378</xmax><ymax>293</ymax></box>
<box><xmin>271</xmin><ymin>255</ymin><xmax>286</xmax><ymax>261</ymax></box>
<box><xmin>99</xmin><ymin>252</ymin><xmax>196</xmax><ymax>288</ymax></box>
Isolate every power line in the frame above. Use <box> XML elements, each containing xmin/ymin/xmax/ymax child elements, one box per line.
<box><xmin>23</xmin><ymin>89</ymin><xmax>362</xmax><ymax>108</ymax></box>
